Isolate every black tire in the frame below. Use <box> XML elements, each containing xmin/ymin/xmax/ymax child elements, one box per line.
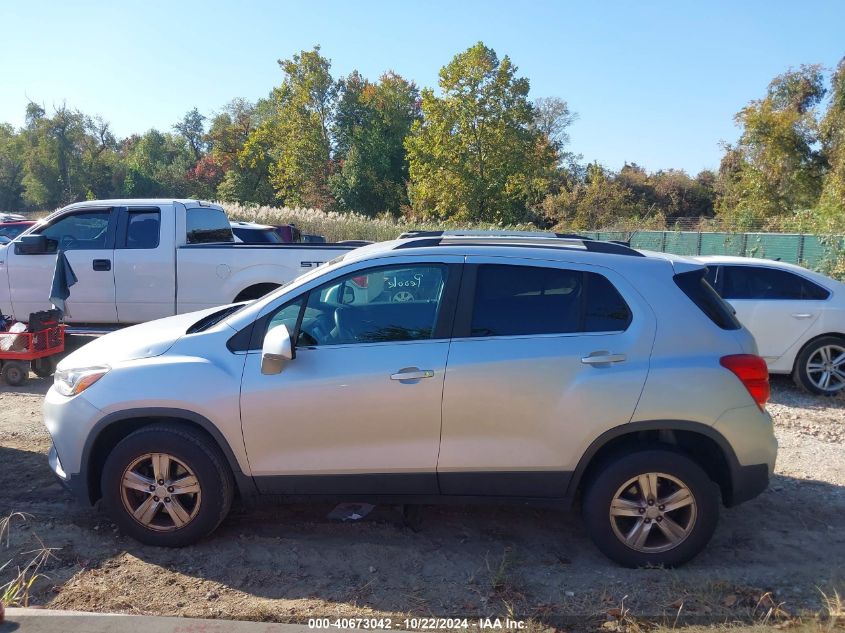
<box><xmin>792</xmin><ymin>336</ymin><xmax>845</xmax><ymax>396</ymax></box>
<box><xmin>101</xmin><ymin>423</ymin><xmax>234</xmax><ymax>547</ymax></box>
<box><xmin>2</xmin><ymin>361</ymin><xmax>29</xmax><ymax>386</ymax></box>
<box><xmin>582</xmin><ymin>448</ymin><xmax>719</xmax><ymax>568</ymax></box>
<box><xmin>32</xmin><ymin>357</ymin><xmax>56</xmax><ymax>378</ymax></box>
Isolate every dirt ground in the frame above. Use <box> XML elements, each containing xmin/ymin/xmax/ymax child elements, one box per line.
<box><xmin>0</xmin><ymin>372</ymin><xmax>843</xmax><ymax>630</ymax></box>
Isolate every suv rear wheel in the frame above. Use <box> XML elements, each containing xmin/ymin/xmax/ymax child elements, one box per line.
<box><xmin>101</xmin><ymin>424</ymin><xmax>234</xmax><ymax>547</ymax></box>
<box><xmin>582</xmin><ymin>448</ymin><xmax>719</xmax><ymax>567</ymax></box>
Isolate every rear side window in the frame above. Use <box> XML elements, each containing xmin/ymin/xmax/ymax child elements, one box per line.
<box><xmin>674</xmin><ymin>270</ymin><xmax>741</xmax><ymax>330</ymax></box>
<box><xmin>124</xmin><ymin>210</ymin><xmax>160</xmax><ymax>249</ymax></box>
<box><xmin>232</xmin><ymin>227</ymin><xmax>282</xmax><ymax>244</ymax></box>
<box><xmin>470</xmin><ymin>264</ymin><xmax>631</xmax><ymax>337</ymax></box>
<box><xmin>721</xmin><ymin>265</ymin><xmax>830</xmax><ymax>300</ymax></box>
<box><xmin>186</xmin><ymin>208</ymin><xmax>234</xmax><ymax>244</ymax></box>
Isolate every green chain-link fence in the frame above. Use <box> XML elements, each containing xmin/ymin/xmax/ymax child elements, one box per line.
<box><xmin>582</xmin><ymin>230</ymin><xmax>843</xmax><ymax>270</ymax></box>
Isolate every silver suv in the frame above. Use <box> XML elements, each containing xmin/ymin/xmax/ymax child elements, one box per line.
<box><xmin>44</xmin><ymin>233</ymin><xmax>777</xmax><ymax>567</ymax></box>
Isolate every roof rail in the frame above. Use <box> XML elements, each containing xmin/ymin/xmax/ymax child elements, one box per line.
<box><xmin>398</xmin><ymin>229</ymin><xmax>594</xmax><ymax>240</ymax></box>
<box><xmin>393</xmin><ymin>233</ymin><xmax>643</xmax><ymax>257</ymax></box>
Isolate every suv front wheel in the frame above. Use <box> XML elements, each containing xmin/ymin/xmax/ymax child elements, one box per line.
<box><xmin>101</xmin><ymin>423</ymin><xmax>234</xmax><ymax>547</ymax></box>
<box><xmin>582</xmin><ymin>449</ymin><xmax>719</xmax><ymax>567</ymax></box>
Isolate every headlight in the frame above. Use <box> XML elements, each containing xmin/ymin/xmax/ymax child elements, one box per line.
<box><xmin>54</xmin><ymin>366</ymin><xmax>110</xmax><ymax>397</ymax></box>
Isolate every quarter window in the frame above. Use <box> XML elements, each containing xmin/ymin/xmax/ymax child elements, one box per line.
<box><xmin>721</xmin><ymin>266</ymin><xmax>830</xmax><ymax>300</ymax></box>
<box><xmin>469</xmin><ymin>264</ymin><xmax>631</xmax><ymax>337</ymax></box>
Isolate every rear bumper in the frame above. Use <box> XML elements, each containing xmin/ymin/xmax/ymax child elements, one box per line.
<box><xmin>726</xmin><ymin>462</ymin><xmax>770</xmax><ymax>506</ymax></box>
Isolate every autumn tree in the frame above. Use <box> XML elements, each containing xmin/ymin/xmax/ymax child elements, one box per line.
<box><xmin>255</xmin><ymin>46</ymin><xmax>337</xmax><ymax>208</ymax></box>
<box><xmin>331</xmin><ymin>71</ymin><xmax>420</xmax><ymax>215</ymax></box>
<box><xmin>406</xmin><ymin>42</ymin><xmax>557</xmax><ymax>223</ymax></box>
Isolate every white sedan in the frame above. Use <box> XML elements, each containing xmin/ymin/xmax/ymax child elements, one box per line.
<box><xmin>697</xmin><ymin>255</ymin><xmax>845</xmax><ymax>395</ymax></box>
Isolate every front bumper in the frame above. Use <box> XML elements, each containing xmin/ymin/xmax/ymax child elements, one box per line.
<box><xmin>48</xmin><ymin>443</ymin><xmax>88</xmax><ymax>502</ymax></box>
<box><xmin>44</xmin><ymin>386</ymin><xmax>103</xmax><ymax>503</ymax></box>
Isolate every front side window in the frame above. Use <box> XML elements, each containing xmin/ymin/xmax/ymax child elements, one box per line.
<box><xmin>123</xmin><ymin>210</ymin><xmax>160</xmax><ymax>249</ymax></box>
<box><xmin>721</xmin><ymin>266</ymin><xmax>830</xmax><ymax>300</ymax></box>
<box><xmin>470</xmin><ymin>264</ymin><xmax>631</xmax><ymax>337</ymax></box>
<box><xmin>266</xmin><ymin>264</ymin><xmax>448</xmax><ymax>347</ymax></box>
<box><xmin>186</xmin><ymin>208</ymin><xmax>233</xmax><ymax>244</ymax></box>
<box><xmin>37</xmin><ymin>210</ymin><xmax>111</xmax><ymax>252</ymax></box>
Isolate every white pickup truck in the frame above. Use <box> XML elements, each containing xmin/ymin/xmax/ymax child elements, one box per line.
<box><xmin>0</xmin><ymin>199</ymin><xmax>356</xmax><ymax>325</ymax></box>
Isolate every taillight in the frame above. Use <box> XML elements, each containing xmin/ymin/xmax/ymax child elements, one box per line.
<box><xmin>350</xmin><ymin>275</ymin><xmax>368</xmax><ymax>288</ymax></box>
<box><xmin>720</xmin><ymin>354</ymin><xmax>770</xmax><ymax>409</ymax></box>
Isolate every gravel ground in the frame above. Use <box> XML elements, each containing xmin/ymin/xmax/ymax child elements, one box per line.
<box><xmin>0</xmin><ymin>373</ymin><xmax>843</xmax><ymax>630</ymax></box>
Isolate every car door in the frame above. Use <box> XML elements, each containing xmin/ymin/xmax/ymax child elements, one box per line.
<box><xmin>113</xmin><ymin>206</ymin><xmax>176</xmax><ymax>323</ymax></box>
<box><xmin>714</xmin><ymin>265</ymin><xmax>828</xmax><ymax>363</ymax></box>
<box><xmin>238</xmin><ymin>257</ymin><xmax>462</xmax><ymax>495</ymax></box>
<box><xmin>438</xmin><ymin>257</ymin><xmax>656</xmax><ymax>498</ymax></box>
<box><xmin>6</xmin><ymin>208</ymin><xmax>117</xmax><ymax>323</ymax></box>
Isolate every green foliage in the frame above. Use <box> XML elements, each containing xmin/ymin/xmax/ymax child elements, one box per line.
<box><xmin>405</xmin><ymin>42</ymin><xmax>557</xmax><ymax>223</ymax></box>
<box><xmin>257</xmin><ymin>46</ymin><xmax>337</xmax><ymax>209</ymax></box>
<box><xmin>2</xmin><ymin>48</ymin><xmax>843</xmax><ymax>241</ymax></box>
<box><xmin>330</xmin><ymin>71</ymin><xmax>421</xmax><ymax>216</ymax></box>
<box><xmin>717</xmin><ymin>64</ymin><xmax>829</xmax><ymax>226</ymax></box>
<box><xmin>819</xmin><ymin>57</ymin><xmax>845</xmax><ymax>216</ymax></box>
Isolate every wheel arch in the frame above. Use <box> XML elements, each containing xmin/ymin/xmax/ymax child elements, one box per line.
<box><xmin>567</xmin><ymin>420</ymin><xmax>741</xmax><ymax>506</ymax></box>
<box><xmin>790</xmin><ymin>331</ymin><xmax>845</xmax><ymax>374</ymax></box>
<box><xmin>82</xmin><ymin>408</ymin><xmax>257</xmax><ymax>505</ymax></box>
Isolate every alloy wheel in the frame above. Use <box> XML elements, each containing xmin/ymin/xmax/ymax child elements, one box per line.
<box><xmin>609</xmin><ymin>472</ymin><xmax>697</xmax><ymax>553</ymax></box>
<box><xmin>805</xmin><ymin>344</ymin><xmax>845</xmax><ymax>392</ymax></box>
<box><xmin>120</xmin><ymin>453</ymin><xmax>202</xmax><ymax>532</ymax></box>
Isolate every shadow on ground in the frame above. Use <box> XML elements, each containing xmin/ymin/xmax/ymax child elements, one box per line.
<box><xmin>0</xmin><ymin>441</ymin><xmax>842</xmax><ymax>626</ymax></box>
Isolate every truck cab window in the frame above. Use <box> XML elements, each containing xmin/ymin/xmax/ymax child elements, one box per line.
<box><xmin>124</xmin><ymin>210</ymin><xmax>160</xmax><ymax>249</ymax></box>
<box><xmin>186</xmin><ymin>208</ymin><xmax>234</xmax><ymax>244</ymax></box>
<box><xmin>37</xmin><ymin>210</ymin><xmax>111</xmax><ymax>252</ymax></box>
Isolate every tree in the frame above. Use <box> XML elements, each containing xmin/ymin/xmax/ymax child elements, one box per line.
<box><xmin>120</xmin><ymin>129</ymin><xmax>193</xmax><ymax>197</ymax></box>
<box><xmin>717</xmin><ymin>65</ymin><xmax>827</xmax><ymax>225</ymax></box>
<box><xmin>256</xmin><ymin>46</ymin><xmax>337</xmax><ymax>208</ymax></box>
<box><xmin>405</xmin><ymin>42</ymin><xmax>557</xmax><ymax>223</ymax></box>
<box><xmin>0</xmin><ymin>124</ymin><xmax>25</xmax><ymax>210</ymax></box>
<box><xmin>533</xmin><ymin>96</ymin><xmax>577</xmax><ymax>158</ymax></box>
<box><xmin>173</xmin><ymin>108</ymin><xmax>207</xmax><ymax>162</ymax></box>
<box><xmin>819</xmin><ymin>57</ymin><xmax>845</xmax><ymax>215</ymax></box>
<box><xmin>331</xmin><ymin>71</ymin><xmax>420</xmax><ymax>215</ymax></box>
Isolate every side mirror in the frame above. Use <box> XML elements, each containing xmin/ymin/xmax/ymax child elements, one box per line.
<box><xmin>261</xmin><ymin>325</ymin><xmax>294</xmax><ymax>375</ymax></box>
<box><xmin>17</xmin><ymin>235</ymin><xmax>48</xmax><ymax>255</ymax></box>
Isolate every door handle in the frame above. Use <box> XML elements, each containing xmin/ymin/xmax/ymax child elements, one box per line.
<box><xmin>92</xmin><ymin>259</ymin><xmax>111</xmax><ymax>271</ymax></box>
<box><xmin>390</xmin><ymin>368</ymin><xmax>434</xmax><ymax>381</ymax></box>
<box><xmin>581</xmin><ymin>352</ymin><xmax>626</xmax><ymax>365</ymax></box>
<box><xmin>791</xmin><ymin>313</ymin><xmax>814</xmax><ymax>319</ymax></box>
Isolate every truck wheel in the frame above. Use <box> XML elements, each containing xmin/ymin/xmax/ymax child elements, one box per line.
<box><xmin>793</xmin><ymin>336</ymin><xmax>845</xmax><ymax>395</ymax></box>
<box><xmin>582</xmin><ymin>448</ymin><xmax>719</xmax><ymax>568</ymax></box>
<box><xmin>1</xmin><ymin>361</ymin><xmax>29</xmax><ymax>386</ymax></box>
<box><xmin>101</xmin><ymin>423</ymin><xmax>234</xmax><ymax>547</ymax></box>
<box><xmin>32</xmin><ymin>357</ymin><xmax>57</xmax><ymax>378</ymax></box>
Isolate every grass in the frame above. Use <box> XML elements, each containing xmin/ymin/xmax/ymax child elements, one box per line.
<box><xmin>221</xmin><ymin>202</ymin><xmax>539</xmax><ymax>243</ymax></box>
<box><xmin>0</xmin><ymin>512</ymin><xmax>56</xmax><ymax>609</ymax></box>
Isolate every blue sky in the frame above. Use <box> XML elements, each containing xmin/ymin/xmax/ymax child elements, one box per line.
<box><xmin>1</xmin><ymin>0</ymin><xmax>843</xmax><ymax>174</ymax></box>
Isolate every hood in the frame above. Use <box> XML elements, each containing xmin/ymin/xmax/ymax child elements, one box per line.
<box><xmin>57</xmin><ymin>307</ymin><xmax>228</xmax><ymax>370</ymax></box>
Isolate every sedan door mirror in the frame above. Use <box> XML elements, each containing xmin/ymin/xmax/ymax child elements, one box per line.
<box><xmin>261</xmin><ymin>325</ymin><xmax>294</xmax><ymax>375</ymax></box>
<box><xmin>17</xmin><ymin>234</ymin><xmax>48</xmax><ymax>254</ymax></box>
